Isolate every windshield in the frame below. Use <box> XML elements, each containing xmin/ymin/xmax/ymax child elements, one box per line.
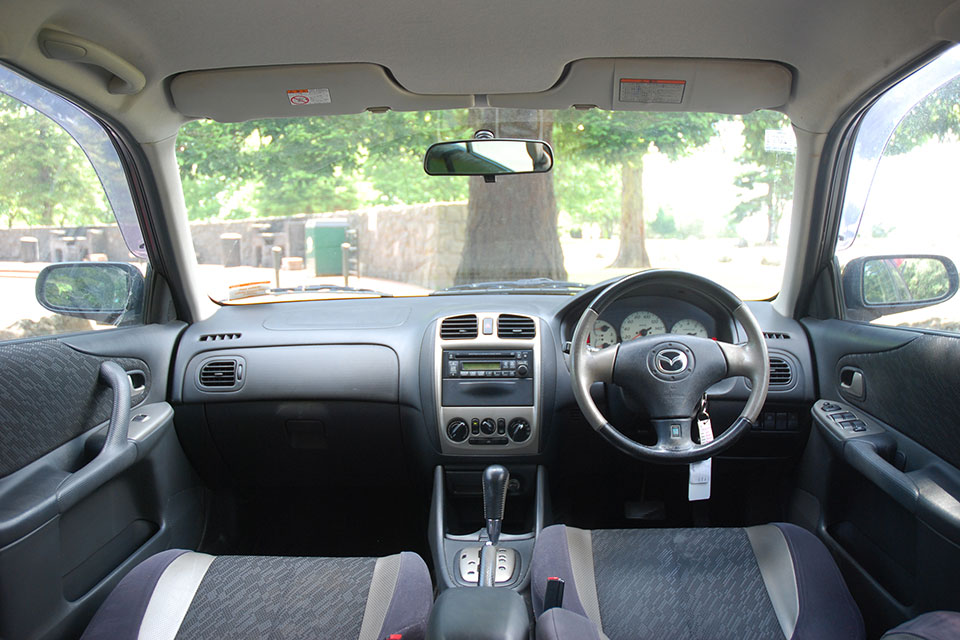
<box><xmin>176</xmin><ymin>108</ymin><xmax>794</xmax><ymax>302</ymax></box>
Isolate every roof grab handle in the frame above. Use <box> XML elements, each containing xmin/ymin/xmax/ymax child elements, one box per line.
<box><xmin>37</xmin><ymin>28</ymin><xmax>146</xmax><ymax>95</ymax></box>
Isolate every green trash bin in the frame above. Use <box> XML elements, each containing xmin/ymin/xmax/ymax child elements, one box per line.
<box><xmin>305</xmin><ymin>219</ymin><xmax>348</xmax><ymax>276</ymax></box>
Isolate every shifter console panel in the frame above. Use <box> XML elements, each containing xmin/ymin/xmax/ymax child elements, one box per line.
<box><xmin>458</xmin><ymin>547</ymin><xmax>518</xmax><ymax>584</ymax></box>
<box><xmin>435</xmin><ymin>313</ymin><xmax>541</xmax><ymax>455</ymax></box>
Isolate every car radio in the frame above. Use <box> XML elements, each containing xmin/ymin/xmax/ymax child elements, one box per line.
<box><xmin>442</xmin><ymin>350</ymin><xmax>533</xmax><ymax>379</ymax></box>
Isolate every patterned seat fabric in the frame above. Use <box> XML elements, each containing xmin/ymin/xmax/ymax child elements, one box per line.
<box><xmin>531</xmin><ymin>524</ymin><xmax>864</xmax><ymax>640</ymax></box>
<box><xmin>81</xmin><ymin>550</ymin><xmax>433</xmax><ymax>640</ymax></box>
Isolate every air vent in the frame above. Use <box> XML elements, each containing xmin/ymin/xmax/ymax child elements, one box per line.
<box><xmin>198</xmin><ymin>358</ymin><xmax>241</xmax><ymax>389</ymax></box>
<box><xmin>199</xmin><ymin>333</ymin><xmax>241</xmax><ymax>342</ymax></box>
<box><xmin>498</xmin><ymin>314</ymin><xmax>536</xmax><ymax>339</ymax></box>
<box><xmin>440</xmin><ymin>315</ymin><xmax>478</xmax><ymax>340</ymax></box>
<box><xmin>769</xmin><ymin>356</ymin><xmax>794</xmax><ymax>387</ymax></box>
<box><xmin>763</xmin><ymin>332</ymin><xmax>791</xmax><ymax>340</ymax></box>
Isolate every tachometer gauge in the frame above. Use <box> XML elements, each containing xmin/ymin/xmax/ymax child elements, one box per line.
<box><xmin>670</xmin><ymin>318</ymin><xmax>708</xmax><ymax>338</ymax></box>
<box><xmin>620</xmin><ymin>311</ymin><xmax>666</xmax><ymax>340</ymax></box>
<box><xmin>588</xmin><ymin>319</ymin><xmax>617</xmax><ymax>349</ymax></box>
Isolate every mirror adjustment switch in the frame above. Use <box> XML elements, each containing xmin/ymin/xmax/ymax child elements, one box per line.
<box><xmin>821</xmin><ymin>402</ymin><xmax>842</xmax><ymax>412</ymax></box>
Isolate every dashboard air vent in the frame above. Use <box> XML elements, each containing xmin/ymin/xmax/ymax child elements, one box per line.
<box><xmin>769</xmin><ymin>356</ymin><xmax>794</xmax><ymax>387</ymax></box>
<box><xmin>198</xmin><ymin>359</ymin><xmax>240</xmax><ymax>389</ymax></box>
<box><xmin>763</xmin><ymin>332</ymin><xmax>791</xmax><ymax>340</ymax></box>
<box><xmin>440</xmin><ymin>315</ymin><xmax>478</xmax><ymax>340</ymax></box>
<box><xmin>199</xmin><ymin>332</ymin><xmax>241</xmax><ymax>342</ymax></box>
<box><xmin>498</xmin><ymin>314</ymin><xmax>536</xmax><ymax>339</ymax></box>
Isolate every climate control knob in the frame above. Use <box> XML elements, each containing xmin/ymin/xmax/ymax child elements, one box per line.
<box><xmin>480</xmin><ymin>418</ymin><xmax>497</xmax><ymax>435</ymax></box>
<box><xmin>446</xmin><ymin>418</ymin><xmax>469</xmax><ymax>442</ymax></box>
<box><xmin>507</xmin><ymin>418</ymin><xmax>531</xmax><ymax>443</ymax></box>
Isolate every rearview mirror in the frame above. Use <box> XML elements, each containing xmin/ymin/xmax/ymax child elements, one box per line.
<box><xmin>842</xmin><ymin>254</ymin><xmax>959</xmax><ymax>321</ymax></box>
<box><xmin>35</xmin><ymin>262</ymin><xmax>144</xmax><ymax>326</ymax></box>
<box><xmin>424</xmin><ymin>138</ymin><xmax>554</xmax><ymax>178</ymax></box>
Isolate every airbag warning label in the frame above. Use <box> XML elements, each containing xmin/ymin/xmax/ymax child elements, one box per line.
<box><xmin>287</xmin><ymin>88</ymin><xmax>331</xmax><ymax>106</ymax></box>
<box><xmin>619</xmin><ymin>79</ymin><xmax>686</xmax><ymax>104</ymax></box>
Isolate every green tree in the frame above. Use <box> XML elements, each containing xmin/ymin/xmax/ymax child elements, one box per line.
<box><xmin>360</xmin><ymin>110</ymin><xmax>469</xmax><ymax>205</ymax></box>
<box><xmin>729</xmin><ymin>111</ymin><xmax>795</xmax><ymax>245</ymax></box>
<box><xmin>555</xmin><ymin>110</ymin><xmax>719</xmax><ymax>268</ymax></box>
<box><xmin>554</xmin><ymin>160</ymin><xmax>621</xmax><ymax>238</ymax></box>
<box><xmin>0</xmin><ymin>94</ymin><xmax>110</xmax><ymax>228</ymax></box>
<box><xmin>887</xmin><ymin>75</ymin><xmax>960</xmax><ymax>154</ymax></box>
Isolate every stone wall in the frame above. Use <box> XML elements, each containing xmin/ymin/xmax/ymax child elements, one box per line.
<box><xmin>0</xmin><ymin>202</ymin><xmax>469</xmax><ymax>290</ymax></box>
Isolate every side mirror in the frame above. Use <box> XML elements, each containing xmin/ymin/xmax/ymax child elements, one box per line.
<box><xmin>841</xmin><ymin>254</ymin><xmax>959</xmax><ymax>321</ymax></box>
<box><xmin>424</xmin><ymin>138</ymin><xmax>554</xmax><ymax>179</ymax></box>
<box><xmin>35</xmin><ymin>262</ymin><xmax>144</xmax><ymax>326</ymax></box>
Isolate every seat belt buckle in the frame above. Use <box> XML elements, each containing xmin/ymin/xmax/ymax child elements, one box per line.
<box><xmin>544</xmin><ymin>576</ymin><xmax>565</xmax><ymax>611</ymax></box>
<box><xmin>385</xmin><ymin>635</ymin><xmax>403</xmax><ymax>640</ymax></box>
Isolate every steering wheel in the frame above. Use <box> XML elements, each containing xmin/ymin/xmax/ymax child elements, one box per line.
<box><xmin>570</xmin><ymin>271</ymin><xmax>769</xmax><ymax>463</ymax></box>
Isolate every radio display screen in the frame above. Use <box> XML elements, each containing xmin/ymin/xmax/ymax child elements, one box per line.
<box><xmin>462</xmin><ymin>361</ymin><xmax>500</xmax><ymax>371</ymax></box>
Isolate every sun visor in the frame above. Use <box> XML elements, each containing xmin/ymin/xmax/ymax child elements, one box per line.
<box><xmin>170</xmin><ymin>63</ymin><xmax>473</xmax><ymax>121</ymax></box>
<box><xmin>488</xmin><ymin>59</ymin><xmax>792</xmax><ymax>114</ymax></box>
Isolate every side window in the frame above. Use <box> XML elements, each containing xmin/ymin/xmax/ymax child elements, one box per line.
<box><xmin>0</xmin><ymin>64</ymin><xmax>147</xmax><ymax>341</ymax></box>
<box><xmin>837</xmin><ymin>46</ymin><xmax>960</xmax><ymax>333</ymax></box>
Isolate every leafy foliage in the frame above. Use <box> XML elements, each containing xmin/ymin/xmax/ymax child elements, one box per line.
<box><xmin>887</xmin><ymin>75</ymin><xmax>960</xmax><ymax>154</ymax></box>
<box><xmin>0</xmin><ymin>94</ymin><xmax>112</xmax><ymax>228</ymax></box>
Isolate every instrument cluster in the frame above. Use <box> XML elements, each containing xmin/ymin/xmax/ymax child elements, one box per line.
<box><xmin>585</xmin><ymin>297</ymin><xmax>718</xmax><ymax>349</ymax></box>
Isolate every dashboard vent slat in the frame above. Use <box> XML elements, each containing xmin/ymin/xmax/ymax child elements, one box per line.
<box><xmin>440</xmin><ymin>315</ymin><xmax>478</xmax><ymax>340</ymax></box>
<box><xmin>763</xmin><ymin>332</ymin><xmax>791</xmax><ymax>340</ymax></box>
<box><xmin>769</xmin><ymin>356</ymin><xmax>794</xmax><ymax>387</ymax></box>
<box><xmin>199</xmin><ymin>333</ymin><xmax>241</xmax><ymax>342</ymax></box>
<box><xmin>497</xmin><ymin>314</ymin><xmax>536</xmax><ymax>339</ymax></box>
<box><xmin>198</xmin><ymin>359</ymin><xmax>239</xmax><ymax>388</ymax></box>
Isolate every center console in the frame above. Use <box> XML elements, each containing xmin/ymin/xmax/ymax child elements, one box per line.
<box><xmin>435</xmin><ymin>313</ymin><xmax>542</xmax><ymax>455</ymax></box>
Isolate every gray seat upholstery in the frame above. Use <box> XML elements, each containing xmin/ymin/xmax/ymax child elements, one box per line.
<box><xmin>881</xmin><ymin>611</ymin><xmax>960</xmax><ymax>640</ymax></box>
<box><xmin>81</xmin><ymin>549</ymin><xmax>433</xmax><ymax>640</ymax></box>
<box><xmin>530</xmin><ymin>523</ymin><xmax>864</xmax><ymax>640</ymax></box>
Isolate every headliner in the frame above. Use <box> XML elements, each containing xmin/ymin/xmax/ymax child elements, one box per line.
<box><xmin>0</xmin><ymin>0</ymin><xmax>958</xmax><ymax>140</ymax></box>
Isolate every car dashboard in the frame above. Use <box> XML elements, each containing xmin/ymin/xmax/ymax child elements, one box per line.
<box><xmin>169</xmin><ymin>286</ymin><xmax>814</xmax><ymax>483</ymax></box>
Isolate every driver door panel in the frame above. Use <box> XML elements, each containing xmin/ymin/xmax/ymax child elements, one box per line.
<box><xmin>801</xmin><ymin>318</ymin><xmax>960</xmax><ymax>634</ymax></box>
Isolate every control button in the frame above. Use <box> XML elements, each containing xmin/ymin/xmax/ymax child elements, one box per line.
<box><xmin>830</xmin><ymin>412</ymin><xmax>857</xmax><ymax>421</ymax></box>
<box><xmin>480</xmin><ymin>418</ymin><xmax>497</xmax><ymax>435</ymax></box>
<box><xmin>840</xmin><ymin>419</ymin><xmax>867</xmax><ymax>430</ymax></box>
<box><xmin>482</xmin><ymin>318</ymin><xmax>494</xmax><ymax>335</ymax></box>
<box><xmin>821</xmin><ymin>402</ymin><xmax>842</xmax><ymax>412</ymax></box>
<box><xmin>516</xmin><ymin>363</ymin><xmax>529</xmax><ymax>377</ymax></box>
<box><xmin>497</xmin><ymin>418</ymin><xmax>506</xmax><ymax>435</ymax></box>
<box><xmin>471</xmin><ymin>418</ymin><xmax>480</xmax><ymax>435</ymax></box>
<box><xmin>507</xmin><ymin>418</ymin><xmax>531</xmax><ymax>443</ymax></box>
<box><xmin>446</xmin><ymin>418</ymin><xmax>469</xmax><ymax>442</ymax></box>
<box><xmin>775</xmin><ymin>413</ymin><xmax>788</xmax><ymax>430</ymax></box>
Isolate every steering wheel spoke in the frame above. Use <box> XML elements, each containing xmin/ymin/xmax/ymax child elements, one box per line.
<box><xmin>717</xmin><ymin>340</ymin><xmax>754</xmax><ymax>377</ymax></box>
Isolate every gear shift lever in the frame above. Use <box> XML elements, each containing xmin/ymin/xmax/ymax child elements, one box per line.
<box><xmin>478</xmin><ymin>465</ymin><xmax>509</xmax><ymax>587</ymax></box>
<box><xmin>482</xmin><ymin>464</ymin><xmax>509</xmax><ymax>545</ymax></box>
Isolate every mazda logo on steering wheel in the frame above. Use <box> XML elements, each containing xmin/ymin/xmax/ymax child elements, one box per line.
<box><xmin>655</xmin><ymin>349</ymin><xmax>688</xmax><ymax>374</ymax></box>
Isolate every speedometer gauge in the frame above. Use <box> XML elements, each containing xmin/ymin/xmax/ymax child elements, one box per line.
<box><xmin>620</xmin><ymin>311</ymin><xmax>666</xmax><ymax>340</ymax></box>
<box><xmin>588</xmin><ymin>319</ymin><xmax>617</xmax><ymax>349</ymax></box>
<box><xmin>671</xmin><ymin>318</ymin><xmax>708</xmax><ymax>338</ymax></box>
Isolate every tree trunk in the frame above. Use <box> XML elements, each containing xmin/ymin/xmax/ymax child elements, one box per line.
<box><xmin>611</xmin><ymin>156</ymin><xmax>650</xmax><ymax>268</ymax></box>
<box><xmin>454</xmin><ymin>109</ymin><xmax>566</xmax><ymax>285</ymax></box>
